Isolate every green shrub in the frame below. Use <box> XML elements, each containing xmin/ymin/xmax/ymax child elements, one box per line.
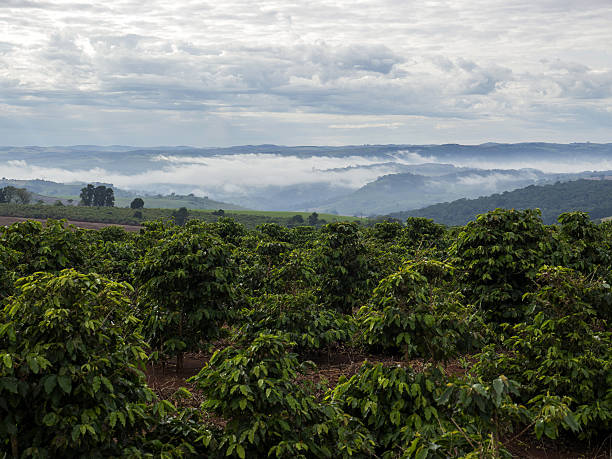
<box><xmin>451</xmin><ymin>208</ymin><xmax>551</xmax><ymax>324</ymax></box>
<box><xmin>316</xmin><ymin>222</ymin><xmax>370</xmax><ymax>314</ymax></box>
<box><xmin>238</xmin><ymin>292</ymin><xmax>357</xmax><ymax>353</ymax></box>
<box><xmin>190</xmin><ymin>334</ymin><xmax>375</xmax><ymax>458</ymax></box>
<box><xmin>555</xmin><ymin>211</ymin><xmax>611</xmax><ymax>277</ymax></box>
<box><xmin>358</xmin><ymin>259</ymin><xmax>482</xmax><ymax>360</ymax></box>
<box><xmin>474</xmin><ymin>266</ymin><xmax>612</xmax><ymax>438</ymax></box>
<box><xmin>133</xmin><ymin>225</ymin><xmax>237</xmax><ymax>368</ymax></box>
<box><xmin>0</xmin><ymin>270</ymin><xmax>154</xmax><ymax>456</ymax></box>
<box><xmin>330</xmin><ymin>363</ymin><xmax>518</xmax><ymax>458</ymax></box>
<box><xmin>0</xmin><ymin>245</ymin><xmax>18</xmax><ymax>300</ymax></box>
<box><xmin>0</xmin><ymin>219</ymin><xmax>87</xmax><ymax>276</ymax></box>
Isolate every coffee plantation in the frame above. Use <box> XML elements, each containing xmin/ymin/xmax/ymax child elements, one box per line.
<box><xmin>1</xmin><ymin>208</ymin><xmax>610</xmax><ymax>457</ymax></box>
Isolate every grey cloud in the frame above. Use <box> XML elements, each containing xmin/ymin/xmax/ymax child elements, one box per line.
<box><xmin>1</xmin><ymin>0</ymin><xmax>612</xmax><ymax>145</ymax></box>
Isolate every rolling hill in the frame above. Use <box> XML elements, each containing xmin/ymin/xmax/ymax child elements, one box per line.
<box><xmin>388</xmin><ymin>178</ymin><xmax>612</xmax><ymax>225</ymax></box>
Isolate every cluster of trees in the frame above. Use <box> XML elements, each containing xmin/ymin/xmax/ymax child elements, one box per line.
<box><xmin>0</xmin><ymin>186</ymin><xmax>31</xmax><ymax>205</ymax></box>
<box><xmin>79</xmin><ymin>184</ymin><xmax>115</xmax><ymax>207</ymax></box>
<box><xmin>0</xmin><ymin>209</ymin><xmax>610</xmax><ymax>457</ymax></box>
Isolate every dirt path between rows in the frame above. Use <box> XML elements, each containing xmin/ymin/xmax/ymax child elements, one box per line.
<box><xmin>0</xmin><ymin>215</ymin><xmax>142</xmax><ymax>232</ymax></box>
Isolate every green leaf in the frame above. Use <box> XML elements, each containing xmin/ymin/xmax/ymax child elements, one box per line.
<box><xmin>92</xmin><ymin>376</ymin><xmax>101</xmax><ymax>393</ymax></box>
<box><xmin>1</xmin><ymin>378</ymin><xmax>18</xmax><ymax>394</ymax></box>
<box><xmin>58</xmin><ymin>375</ymin><xmax>72</xmax><ymax>394</ymax></box>
<box><xmin>27</xmin><ymin>355</ymin><xmax>40</xmax><ymax>374</ymax></box>
<box><xmin>43</xmin><ymin>375</ymin><xmax>57</xmax><ymax>394</ymax></box>
<box><xmin>43</xmin><ymin>412</ymin><xmax>58</xmax><ymax>426</ymax></box>
<box><xmin>236</xmin><ymin>444</ymin><xmax>246</xmax><ymax>459</ymax></box>
<box><xmin>563</xmin><ymin>412</ymin><xmax>580</xmax><ymax>432</ymax></box>
<box><xmin>492</xmin><ymin>378</ymin><xmax>504</xmax><ymax>397</ymax></box>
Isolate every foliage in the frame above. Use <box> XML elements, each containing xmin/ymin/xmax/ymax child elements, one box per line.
<box><xmin>0</xmin><ymin>270</ymin><xmax>154</xmax><ymax>456</ymax></box>
<box><xmin>358</xmin><ymin>259</ymin><xmax>482</xmax><ymax>360</ymax></box>
<box><xmin>0</xmin><ymin>186</ymin><xmax>31</xmax><ymax>204</ymax></box>
<box><xmin>316</xmin><ymin>222</ymin><xmax>370</xmax><ymax>313</ymax></box>
<box><xmin>133</xmin><ymin>225</ymin><xmax>236</xmax><ymax>366</ymax></box>
<box><xmin>130</xmin><ymin>197</ymin><xmax>145</xmax><ymax>209</ymax></box>
<box><xmin>190</xmin><ymin>334</ymin><xmax>375</xmax><ymax>458</ymax></box>
<box><xmin>555</xmin><ymin>211</ymin><xmax>611</xmax><ymax>278</ymax></box>
<box><xmin>404</xmin><ymin>217</ymin><xmax>446</xmax><ymax>248</ymax></box>
<box><xmin>474</xmin><ymin>266</ymin><xmax>612</xmax><ymax>438</ymax></box>
<box><xmin>330</xmin><ymin>362</ymin><xmax>518</xmax><ymax>458</ymax></box>
<box><xmin>80</xmin><ymin>184</ymin><xmax>115</xmax><ymax>207</ymax></box>
<box><xmin>0</xmin><ymin>205</ymin><xmax>609</xmax><ymax>457</ymax></box>
<box><xmin>0</xmin><ymin>246</ymin><xmax>18</xmax><ymax>300</ymax></box>
<box><xmin>451</xmin><ymin>208</ymin><xmax>552</xmax><ymax>323</ymax></box>
<box><xmin>238</xmin><ymin>292</ymin><xmax>357</xmax><ymax>353</ymax></box>
<box><xmin>129</xmin><ymin>407</ymin><xmax>221</xmax><ymax>458</ymax></box>
<box><xmin>0</xmin><ymin>219</ymin><xmax>87</xmax><ymax>276</ymax></box>
<box><xmin>209</xmin><ymin>217</ymin><xmax>248</xmax><ymax>246</ymax></box>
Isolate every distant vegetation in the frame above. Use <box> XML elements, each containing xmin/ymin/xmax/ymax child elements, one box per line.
<box><xmin>0</xmin><ymin>186</ymin><xmax>31</xmax><ymax>205</ymax></box>
<box><xmin>79</xmin><ymin>184</ymin><xmax>115</xmax><ymax>207</ymax></box>
<box><xmin>0</xmin><ymin>179</ymin><xmax>245</xmax><ymax>211</ymax></box>
<box><xmin>390</xmin><ymin>179</ymin><xmax>612</xmax><ymax>225</ymax></box>
<box><xmin>0</xmin><ymin>203</ymin><xmax>362</xmax><ymax>228</ymax></box>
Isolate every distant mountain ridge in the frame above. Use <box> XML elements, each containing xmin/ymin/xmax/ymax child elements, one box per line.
<box><xmin>2</xmin><ymin>143</ymin><xmax>612</xmax><ymax>213</ymax></box>
<box><xmin>388</xmin><ymin>178</ymin><xmax>612</xmax><ymax>225</ymax></box>
<box><xmin>311</xmin><ymin>168</ymin><xmax>609</xmax><ymax>216</ymax></box>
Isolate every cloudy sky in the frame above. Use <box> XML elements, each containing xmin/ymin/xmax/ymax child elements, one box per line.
<box><xmin>1</xmin><ymin>0</ymin><xmax>612</xmax><ymax>146</ymax></box>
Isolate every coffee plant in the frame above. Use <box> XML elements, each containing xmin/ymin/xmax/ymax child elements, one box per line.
<box><xmin>238</xmin><ymin>292</ymin><xmax>357</xmax><ymax>353</ymax></box>
<box><xmin>451</xmin><ymin>208</ymin><xmax>552</xmax><ymax>323</ymax></box>
<box><xmin>0</xmin><ymin>270</ymin><xmax>154</xmax><ymax>456</ymax></box>
<box><xmin>330</xmin><ymin>362</ymin><xmax>519</xmax><ymax>458</ymax></box>
<box><xmin>316</xmin><ymin>222</ymin><xmax>370</xmax><ymax>313</ymax></box>
<box><xmin>474</xmin><ymin>266</ymin><xmax>612</xmax><ymax>438</ymax></box>
<box><xmin>358</xmin><ymin>259</ymin><xmax>481</xmax><ymax>360</ymax></box>
<box><xmin>0</xmin><ymin>208</ymin><xmax>608</xmax><ymax>457</ymax></box>
<box><xmin>190</xmin><ymin>334</ymin><xmax>375</xmax><ymax>458</ymax></box>
<box><xmin>133</xmin><ymin>225</ymin><xmax>237</xmax><ymax>368</ymax></box>
<box><xmin>0</xmin><ymin>219</ymin><xmax>87</xmax><ymax>276</ymax></box>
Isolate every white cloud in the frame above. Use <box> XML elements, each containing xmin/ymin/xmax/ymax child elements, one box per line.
<box><xmin>1</xmin><ymin>154</ymin><xmax>409</xmax><ymax>194</ymax></box>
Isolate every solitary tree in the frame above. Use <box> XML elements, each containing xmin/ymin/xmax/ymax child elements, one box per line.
<box><xmin>130</xmin><ymin>198</ymin><xmax>144</xmax><ymax>209</ymax></box>
<box><xmin>308</xmin><ymin>212</ymin><xmax>319</xmax><ymax>226</ymax></box>
<box><xmin>172</xmin><ymin>207</ymin><xmax>188</xmax><ymax>226</ymax></box>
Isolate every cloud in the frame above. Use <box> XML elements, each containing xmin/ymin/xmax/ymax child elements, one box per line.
<box><xmin>1</xmin><ymin>153</ymin><xmax>409</xmax><ymax>195</ymax></box>
<box><xmin>1</xmin><ymin>0</ymin><xmax>611</xmax><ymax>144</ymax></box>
<box><xmin>329</xmin><ymin>122</ymin><xmax>403</xmax><ymax>129</ymax></box>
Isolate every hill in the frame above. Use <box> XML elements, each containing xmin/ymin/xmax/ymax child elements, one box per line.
<box><xmin>3</xmin><ymin>143</ymin><xmax>612</xmax><ymax>212</ymax></box>
<box><xmin>0</xmin><ymin>179</ymin><xmax>245</xmax><ymax>210</ymax></box>
<box><xmin>313</xmin><ymin>169</ymin><xmax>609</xmax><ymax>216</ymax></box>
<box><xmin>388</xmin><ymin>178</ymin><xmax>612</xmax><ymax>225</ymax></box>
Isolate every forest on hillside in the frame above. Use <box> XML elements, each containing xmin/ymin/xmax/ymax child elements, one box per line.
<box><xmin>392</xmin><ymin>179</ymin><xmax>612</xmax><ymax>225</ymax></box>
<box><xmin>1</xmin><ymin>210</ymin><xmax>611</xmax><ymax>457</ymax></box>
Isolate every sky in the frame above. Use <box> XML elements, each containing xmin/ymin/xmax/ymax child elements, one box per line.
<box><xmin>1</xmin><ymin>0</ymin><xmax>612</xmax><ymax>146</ymax></box>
